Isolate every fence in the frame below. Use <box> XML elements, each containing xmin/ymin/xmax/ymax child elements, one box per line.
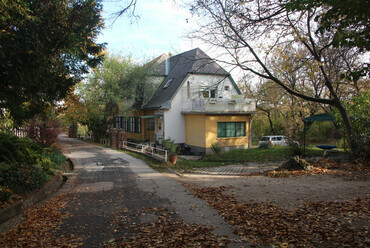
<box><xmin>122</xmin><ymin>141</ymin><xmax>168</xmax><ymax>162</ymax></box>
<box><xmin>100</xmin><ymin>139</ymin><xmax>110</xmax><ymax>146</ymax></box>
<box><xmin>12</xmin><ymin>127</ymin><xmax>30</xmax><ymax>138</ymax></box>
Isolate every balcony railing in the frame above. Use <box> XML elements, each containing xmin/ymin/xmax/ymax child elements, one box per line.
<box><xmin>182</xmin><ymin>98</ymin><xmax>256</xmax><ymax>113</ymax></box>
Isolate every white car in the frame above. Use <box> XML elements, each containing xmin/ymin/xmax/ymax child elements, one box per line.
<box><xmin>258</xmin><ymin>135</ymin><xmax>298</xmax><ymax>147</ymax></box>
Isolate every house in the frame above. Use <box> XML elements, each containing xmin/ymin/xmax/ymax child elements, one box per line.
<box><xmin>112</xmin><ymin>48</ymin><xmax>256</xmax><ymax>154</ymax></box>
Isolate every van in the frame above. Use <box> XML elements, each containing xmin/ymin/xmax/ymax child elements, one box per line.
<box><xmin>258</xmin><ymin>135</ymin><xmax>298</xmax><ymax>147</ymax></box>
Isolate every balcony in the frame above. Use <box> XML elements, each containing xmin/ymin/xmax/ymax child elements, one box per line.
<box><xmin>182</xmin><ymin>97</ymin><xmax>256</xmax><ymax>114</ymax></box>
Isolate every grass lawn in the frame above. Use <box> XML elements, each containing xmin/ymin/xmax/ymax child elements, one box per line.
<box><xmin>113</xmin><ymin>142</ymin><xmax>344</xmax><ymax>172</ymax></box>
<box><xmin>172</xmin><ymin>146</ymin><xmax>330</xmax><ymax>171</ymax></box>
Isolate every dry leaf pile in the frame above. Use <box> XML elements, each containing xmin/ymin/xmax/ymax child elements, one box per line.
<box><xmin>183</xmin><ymin>183</ymin><xmax>369</xmax><ymax>248</ymax></box>
<box><xmin>107</xmin><ymin>207</ymin><xmax>229</xmax><ymax>248</ymax></box>
<box><xmin>247</xmin><ymin>158</ymin><xmax>370</xmax><ymax>179</ymax></box>
<box><xmin>0</xmin><ymin>194</ymin><xmax>82</xmax><ymax>247</ymax></box>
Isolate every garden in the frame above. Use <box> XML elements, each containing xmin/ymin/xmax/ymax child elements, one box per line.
<box><xmin>0</xmin><ymin>133</ymin><xmax>66</xmax><ymax>208</ymax></box>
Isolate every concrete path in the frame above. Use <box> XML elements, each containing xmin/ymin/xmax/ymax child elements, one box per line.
<box><xmin>57</xmin><ymin>135</ymin><xmax>249</xmax><ymax>247</ymax></box>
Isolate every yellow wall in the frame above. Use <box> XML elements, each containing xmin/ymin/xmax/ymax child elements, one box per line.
<box><xmin>185</xmin><ymin>114</ymin><xmax>206</xmax><ymax>147</ymax></box>
<box><xmin>206</xmin><ymin>115</ymin><xmax>250</xmax><ymax>148</ymax></box>
<box><xmin>125</xmin><ymin>109</ymin><xmax>156</xmax><ymax>142</ymax></box>
<box><xmin>185</xmin><ymin>114</ymin><xmax>251</xmax><ymax>149</ymax></box>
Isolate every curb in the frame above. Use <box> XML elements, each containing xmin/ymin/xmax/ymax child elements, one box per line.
<box><xmin>0</xmin><ymin>158</ymin><xmax>74</xmax><ymax>228</ymax></box>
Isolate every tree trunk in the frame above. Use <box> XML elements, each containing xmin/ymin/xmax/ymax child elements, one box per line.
<box><xmin>267</xmin><ymin>111</ymin><xmax>275</xmax><ymax>134</ymax></box>
<box><xmin>334</xmin><ymin>100</ymin><xmax>359</xmax><ymax>158</ymax></box>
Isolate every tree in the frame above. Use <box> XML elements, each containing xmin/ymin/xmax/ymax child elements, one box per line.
<box><xmin>285</xmin><ymin>0</ymin><xmax>370</xmax><ymax>52</ymax></box>
<box><xmin>188</xmin><ymin>0</ymin><xmax>369</xmax><ymax>157</ymax></box>
<box><xmin>58</xmin><ymin>92</ymin><xmax>89</xmax><ymax>137</ymax></box>
<box><xmin>77</xmin><ymin>54</ymin><xmax>154</xmax><ymax>141</ymax></box>
<box><xmin>0</xmin><ymin>0</ymin><xmax>105</xmax><ymax>125</ymax></box>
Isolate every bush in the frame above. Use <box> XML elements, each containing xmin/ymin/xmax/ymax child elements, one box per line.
<box><xmin>0</xmin><ymin>187</ymin><xmax>13</xmax><ymax>202</ymax></box>
<box><xmin>211</xmin><ymin>142</ymin><xmax>222</xmax><ymax>155</ymax></box>
<box><xmin>0</xmin><ymin>132</ymin><xmax>67</xmax><ymax>197</ymax></box>
<box><xmin>2</xmin><ymin>164</ymin><xmax>48</xmax><ymax>194</ymax></box>
<box><xmin>288</xmin><ymin>142</ymin><xmax>303</xmax><ymax>157</ymax></box>
<box><xmin>37</xmin><ymin>157</ymin><xmax>54</xmax><ymax>175</ymax></box>
<box><xmin>0</xmin><ymin>133</ymin><xmax>42</xmax><ymax>164</ymax></box>
<box><xmin>259</xmin><ymin>142</ymin><xmax>271</xmax><ymax>149</ymax></box>
<box><xmin>163</xmin><ymin>138</ymin><xmax>178</xmax><ymax>156</ymax></box>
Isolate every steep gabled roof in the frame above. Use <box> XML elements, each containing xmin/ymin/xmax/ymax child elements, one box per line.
<box><xmin>143</xmin><ymin>48</ymin><xmax>231</xmax><ymax>109</ymax></box>
<box><xmin>144</xmin><ymin>53</ymin><xmax>170</xmax><ymax>76</ymax></box>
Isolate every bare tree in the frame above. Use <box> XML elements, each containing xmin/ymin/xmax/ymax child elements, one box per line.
<box><xmin>187</xmin><ymin>0</ymin><xmax>368</xmax><ymax>157</ymax></box>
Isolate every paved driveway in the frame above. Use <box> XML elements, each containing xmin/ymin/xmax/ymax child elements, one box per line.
<box><xmin>56</xmin><ymin>135</ymin><xmax>247</xmax><ymax>247</ymax></box>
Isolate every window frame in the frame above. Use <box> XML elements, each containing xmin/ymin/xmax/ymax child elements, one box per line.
<box><xmin>217</xmin><ymin>122</ymin><xmax>246</xmax><ymax>138</ymax></box>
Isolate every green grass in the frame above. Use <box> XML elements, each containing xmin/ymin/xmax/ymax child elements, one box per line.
<box><xmin>94</xmin><ymin>139</ymin><xmax>344</xmax><ymax>172</ymax></box>
<box><xmin>172</xmin><ymin>146</ymin><xmax>326</xmax><ymax>171</ymax></box>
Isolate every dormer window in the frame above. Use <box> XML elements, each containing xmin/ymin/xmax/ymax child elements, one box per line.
<box><xmin>163</xmin><ymin>78</ymin><xmax>173</xmax><ymax>89</ymax></box>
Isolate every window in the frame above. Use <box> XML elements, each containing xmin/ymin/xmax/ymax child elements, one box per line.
<box><xmin>123</xmin><ymin>118</ymin><xmax>127</xmax><ymax>131</ymax></box>
<box><xmin>115</xmin><ymin>116</ymin><xmax>141</xmax><ymax>133</ymax></box>
<box><xmin>202</xmin><ymin>89</ymin><xmax>217</xmax><ymax>99</ymax></box>
<box><xmin>119</xmin><ymin>117</ymin><xmax>123</xmax><ymax>129</ymax></box>
<box><xmin>217</xmin><ymin>122</ymin><xmax>245</xmax><ymax>138</ymax></box>
<box><xmin>163</xmin><ymin>78</ymin><xmax>173</xmax><ymax>88</ymax></box>
<box><xmin>134</xmin><ymin>117</ymin><xmax>141</xmax><ymax>133</ymax></box>
<box><xmin>114</xmin><ymin>117</ymin><xmax>123</xmax><ymax>129</ymax></box>
<box><xmin>147</xmin><ymin>118</ymin><xmax>155</xmax><ymax>130</ymax></box>
<box><xmin>113</xmin><ymin>117</ymin><xmax>117</xmax><ymax>129</ymax></box>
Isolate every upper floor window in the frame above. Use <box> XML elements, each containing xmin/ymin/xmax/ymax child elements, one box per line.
<box><xmin>202</xmin><ymin>89</ymin><xmax>217</xmax><ymax>99</ymax></box>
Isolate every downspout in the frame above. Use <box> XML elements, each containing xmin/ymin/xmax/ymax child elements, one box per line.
<box><xmin>249</xmin><ymin>113</ymin><xmax>254</xmax><ymax>148</ymax></box>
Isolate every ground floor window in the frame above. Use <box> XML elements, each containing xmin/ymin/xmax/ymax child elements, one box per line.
<box><xmin>114</xmin><ymin>116</ymin><xmax>141</xmax><ymax>133</ymax></box>
<box><xmin>217</xmin><ymin>122</ymin><xmax>245</xmax><ymax>138</ymax></box>
<box><xmin>147</xmin><ymin>118</ymin><xmax>155</xmax><ymax>130</ymax></box>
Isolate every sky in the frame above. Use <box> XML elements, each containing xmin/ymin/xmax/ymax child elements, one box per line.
<box><xmin>98</xmin><ymin>0</ymin><xmax>199</xmax><ymax>62</ymax></box>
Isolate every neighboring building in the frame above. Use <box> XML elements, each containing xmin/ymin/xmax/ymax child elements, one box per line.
<box><xmin>113</xmin><ymin>48</ymin><xmax>256</xmax><ymax>154</ymax></box>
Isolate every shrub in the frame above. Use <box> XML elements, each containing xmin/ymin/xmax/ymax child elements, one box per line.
<box><xmin>43</xmin><ymin>148</ymin><xmax>66</xmax><ymax>167</ymax></box>
<box><xmin>0</xmin><ymin>133</ymin><xmax>67</xmax><ymax>197</ymax></box>
<box><xmin>288</xmin><ymin>142</ymin><xmax>303</xmax><ymax>157</ymax></box>
<box><xmin>2</xmin><ymin>164</ymin><xmax>48</xmax><ymax>194</ymax></box>
<box><xmin>0</xmin><ymin>187</ymin><xmax>13</xmax><ymax>202</ymax></box>
<box><xmin>37</xmin><ymin>157</ymin><xmax>54</xmax><ymax>175</ymax></box>
<box><xmin>41</xmin><ymin>127</ymin><xmax>61</xmax><ymax>146</ymax></box>
<box><xmin>0</xmin><ymin>133</ymin><xmax>42</xmax><ymax>164</ymax></box>
<box><xmin>163</xmin><ymin>138</ymin><xmax>178</xmax><ymax>156</ymax></box>
<box><xmin>211</xmin><ymin>142</ymin><xmax>222</xmax><ymax>155</ymax></box>
<box><xmin>259</xmin><ymin>142</ymin><xmax>271</xmax><ymax>149</ymax></box>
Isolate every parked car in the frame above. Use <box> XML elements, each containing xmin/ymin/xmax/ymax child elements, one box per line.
<box><xmin>258</xmin><ymin>135</ymin><xmax>299</xmax><ymax>147</ymax></box>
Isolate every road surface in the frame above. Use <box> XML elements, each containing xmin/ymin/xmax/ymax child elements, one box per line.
<box><xmin>56</xmin><ymin>134</ymin><xmax>246</xmax><ymax>247</ymax></box>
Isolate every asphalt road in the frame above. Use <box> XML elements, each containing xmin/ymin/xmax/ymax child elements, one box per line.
<box><xmin>56</xmin><ymin>135</ymin><xmax>246</xmax><ymax>247</ymax></box>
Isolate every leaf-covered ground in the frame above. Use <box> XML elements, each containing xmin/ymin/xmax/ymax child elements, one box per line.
<box><xmin>106</xmin><ymin>207</ymin><xmax>229</xmax><ymax>247</ymax></box>
<box><xmin>0</xmin><ymin>197</ymin><xmax>229</xmax><ymax>247</ymax></box>
<box><xmin>246</xmin><ymin>158</ymin><xmax>370</xmax><ymax>179</ymax></box>
<box><xmin>0</xmin><ymin>194</ymin><xmax>83</xmax><ymax>247</ymax></box>
<box><xmin>182</xmin><ymin>183</ymin><xmax>369</xmax><ymax>247</ymax></box>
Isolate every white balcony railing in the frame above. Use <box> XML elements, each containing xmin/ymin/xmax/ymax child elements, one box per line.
<box><xmin>182</xmin><ymin>97</ymin><xmax>256</xmax><ymax>113</ymax></box>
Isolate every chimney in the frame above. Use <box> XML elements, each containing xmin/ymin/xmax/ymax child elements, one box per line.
<box><xmin>165</xmin><ymin>58</ymin><xmax>170</xmax><ymax>75</ymax></box>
